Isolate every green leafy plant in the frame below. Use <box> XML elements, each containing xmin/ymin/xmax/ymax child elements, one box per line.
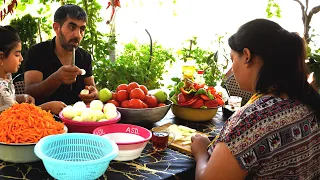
<box><xmin>266</xmin><ymin>0</ymin><xmax>281</xmax><ymax>18</ymax></box>
<box><xmin>10</xmin><ymin>14</ymin><xmax>38</xmax><ymax>80</ymax></box>
<box><xmin>176</xmin><ymin>36</ymin><xmax>228</xmax><ymax>87</ymax></box>
<box><xmin>78</xmin><ymin>0</ymin><xmax>115</xmax><ymax>71</ymax></box>
<box><xmin>93</xmin><ymin>41</ymin><xmax>176</xmax><ymax>91</ymax></box>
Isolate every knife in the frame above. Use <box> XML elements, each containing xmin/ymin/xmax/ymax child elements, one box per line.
<box><xmin>70</xmin><ymin>47</ymin><xmax>75</xmax><ymax>91</ymax></box>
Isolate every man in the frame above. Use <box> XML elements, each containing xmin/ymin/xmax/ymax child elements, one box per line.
<box><xmin>24</xmin><ymin>4</ymin><xmax>98</xmax><ymax>105</ymax></box>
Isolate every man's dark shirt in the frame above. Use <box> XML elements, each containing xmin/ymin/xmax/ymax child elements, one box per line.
<box><xmin>24</xmin><ymin>37</ymin><xmax>93</xmax><ymax>105</ymax></box>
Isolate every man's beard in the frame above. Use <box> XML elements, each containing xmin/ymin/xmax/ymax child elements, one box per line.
<box><xmin>59</xmin><ymin>30</ymin><xmax>80</xmax><ymax>51</ymax></box>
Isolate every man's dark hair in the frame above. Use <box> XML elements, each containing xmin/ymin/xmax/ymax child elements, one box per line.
<box><xmin>54</xmin><ymin>4</ymin><xmax>87</xmax><ymax>25</ymax></box>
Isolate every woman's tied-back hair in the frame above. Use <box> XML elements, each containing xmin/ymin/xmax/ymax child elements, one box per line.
<box><xmin>54</xmin><ymin>4</ymin><xmax>87</xmax><ymax>25</ymax></box>
<box><xmin>0</xmin><ymin>26</ymin><xmax>21</xmax><ymax>58</ymax></box>
<box><xmin>228</xmin><ymin>18</ymin><xmax>320</xmax><ymax>120</ymax></box>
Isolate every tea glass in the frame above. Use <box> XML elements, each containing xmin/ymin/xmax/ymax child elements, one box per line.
<box><xmin>151</xmin><ymin>128</ymin><xmax>175</xmax><ymax>151</ymax></box>
<box><xmin>228</xmin><ymin>96</ymin><xmax>242</xmax><ymax>109</ymax></box>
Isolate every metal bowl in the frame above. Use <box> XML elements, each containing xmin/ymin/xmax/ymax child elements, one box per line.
<box><xmin>0</xmin><ymin>126</ymin><xmax>68</xmax><ymax>163</ymax></box>
<box><xmin>171</xmin><ymin>104</ymin><xmax>218</xmax><ymax>122</ymax></box>
<box><xmin>116</xmin><ymin>100</ymin><xmax>172</xmax><ymax>125</ymax></box>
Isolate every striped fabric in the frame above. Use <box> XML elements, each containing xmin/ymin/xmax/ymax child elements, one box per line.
<box><xmin>208</xmin><ymin>95</ymin><xmax>320</xmax><ymax>179</ymax></box>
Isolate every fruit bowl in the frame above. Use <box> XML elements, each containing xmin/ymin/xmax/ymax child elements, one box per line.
<box><xmin>171</xmin><ymin>104</ymin><xmax>219</xmax><ymax>121</ymax></box>
<box><xmin>93</xmin><ymin>124</ymin><xmax>152</xmax><ymax>161</ymax></box>
<box><xmin>116</xmin><ymin>100</ymin><xmax>172</xmax><ymax>125</ymax></box>
<box><xmin>59</xmin><ymin>111</ymin><xmax>121</xmax><ymax>133</ymax></box>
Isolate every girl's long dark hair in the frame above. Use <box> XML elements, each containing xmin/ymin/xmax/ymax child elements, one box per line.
<box><xmin>0</xmin><ymin>26</ymin><xmax>21</xmax><ymax>58</ymax></box>
<box><xmin>228</xmin><ymin>19</ymin><xmax>320</xmax><ymax>120</ymax></box>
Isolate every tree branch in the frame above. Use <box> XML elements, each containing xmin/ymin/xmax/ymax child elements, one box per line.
<box><xmin>309</xmin><ymin>5</ymin><xmax>320</xmax><ymax>16</ymax></box>
<box><xmin>306</xmin><ymin>0</ymin><xmax>309</xmax><ymax>13</ymax></box>
<box><xmin>293</xmin><ymin>0</ymin><xmax>307</xmax><ymax>23</ymax></box>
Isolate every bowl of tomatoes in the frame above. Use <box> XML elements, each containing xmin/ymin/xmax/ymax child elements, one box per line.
<box><xmin>169</xmin><ymin>81</ymin><xmax>224</xmax><ymax>121</ymax></box>
<box><xmin>117</xmin><ymin>100</ymin><xmax>172</xmax><ymax>125</ymax></box>
<box><xmin>106</xmin><ymin>82</ymin><xmax>172</xmax><ymax>125</ymax></box>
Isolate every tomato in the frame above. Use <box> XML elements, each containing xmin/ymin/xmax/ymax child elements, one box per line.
<box><xmin>112</xmin><ymin>92</ymin><xmax>117</xmax><ymax>100</ymax></box>
<box><xmin>116</xmin><ymin>84</ymin><xmax>128</xmax><ymax>92</ymax></box>
<box><xmin>116</xmin><ymin>90</ymin><xmax>129</xmax><ymax>103</ymax></box>
<box><xmin>157</xmin><ymin>103</ymin><xmax>166</xmax><ymax>107</ymax></box>
<box><xmin>207</xmin><ymin>86</ymin><xmax>216</xmax><ymax>94</ymax></box>
<box><xmin>139</xmin><ymin>85</ymin><xmax>148</xmax><ymax>95</ymax></box>
<box><xmin>121</xmin><ymin>100</ymin><xmax>130</xmax><ymax>108</ymax></box>
<box><xmin>194</xmin><ymin>83</ymin><xmax>204</xmax><ymax>90</ymax></box>
<box><xmin>129</xmin><ymin>99</ymin><xmax>144</xmax><ymax>108</ymax></box>
<box><xmin>107</xmin><ymin>99</ymin><xmax>120</xmax><ymax>107</ymax></box>
<box><xmin>178</xmin><ymin>96</ymin><xmax>198</xmax><ymax>106</ymax></box>
<box><xmin>177</xmin><ymin>93</ymin><xmax>186</xmax><ymax>103</ymax></box>
<box><xmin>142</xmin><ymin>101</ymin><xmax>148</xmax><ymax>108</ymax></box>
<box><xmin>200</xmin><ymin>94</ymin><xmax>210</xmax><ymax>101</ymax></box>
<box><xmin>190</xmin><ymin>99</ymin><xmax>204</xmax><ymax>108</ymax></box>
<box><xmin>127</xmin><ymin>82</ymin><xmax>140</xmax><ymax>93</ymax></box>
<box><xmin>144</xmin><ymin>94</ymin><xmax>158</xmax><ymax>108</ymax></box>
<box><xmin>204</xmin><ymin>99</ymin><xmax>218</xmax><ymax>108</ymax></box>
<box><xmin>130</xmin><ymin>88</ymin><xmax>145</xmax><ymax>101</ymax></box>
<box><xmin>216</xmin><ymin>98</ymin><xmax>224</xmax><ymax>106</ymax></box>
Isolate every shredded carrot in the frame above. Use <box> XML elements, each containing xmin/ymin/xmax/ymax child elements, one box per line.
<box><xmin>0</xmin><ymin>103</ymin><xmax>65</xmax><ymax>144</ymax></box>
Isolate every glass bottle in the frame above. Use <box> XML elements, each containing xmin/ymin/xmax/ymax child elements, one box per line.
<box><xmin>182</xmin><ymin>58</ymin><xmax>196</xmax><ymax>81</ymax></box>
<box><xmin>195</xmin><ymin>70</ymin><xmax>205</xmax><ymax>84</ymax></box>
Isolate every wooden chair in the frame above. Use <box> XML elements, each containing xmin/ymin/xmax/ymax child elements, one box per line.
<box><xmin>14</xmin><ymin>81</ymin><xmax>25</xmax><ymax>95</ymax></box>
<box><xmin>224</xmin><ymin>74</ymin><xmax>253</xmax><ymax>104</ymax></box>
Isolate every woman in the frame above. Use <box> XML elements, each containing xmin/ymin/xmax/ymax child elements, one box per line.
<box><xmin>191</xmin><ymin>19</ymin><xmax>320</xmax><ymax>180</ymax></box>
<box><xmin>0</xmin><ymin>26</ymin><xmax>66</xmax><ymax>114</ymax></box>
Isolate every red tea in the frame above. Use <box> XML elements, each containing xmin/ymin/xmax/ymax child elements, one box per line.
<box><xmin>152</xmin><ymin>131</ymin><xmax>169</xmax><ymax>151</ymax></box>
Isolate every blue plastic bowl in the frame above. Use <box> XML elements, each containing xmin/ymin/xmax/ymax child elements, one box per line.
<box><xmin>34</xmin><ymin>133</ymin><xmax>118</xmax><ymax>180</ymax></box>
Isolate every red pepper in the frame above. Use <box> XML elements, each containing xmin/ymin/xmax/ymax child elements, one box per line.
<box><xmin>194</xmin><ymin>83</ymin><xmax>205</xmax><ymax>90</ymax></box>
<box><xmin>204</xmin><ymin>99</ymin><xmax>219</xmax><ymax>108</ymax></box>
<box><xmin>177</xmin><ymin>93</ymin><xmax>186</xmax><ymax>104</ymax></box>
<box><xmin>200</xmin><ymin>94</ymin><xmax>210</xmax><ymax>101</ymax></box>
<box><xmin>216</xmin><ymin>98</ymin><xmax>224</xmax><ymax>106</ymax></box>
<box><xmin>214</xmin><ymin>93</ymin><xmax>223</xmax><ymax>100</ymax></box>
<box><xmin>180</xmin><ymin>87</ymin><xmax>191</xmax><ymax>95</ymax></box>
<box><xmin>207</xmin><ymin>86</ymin><xmax>216</xmax><ymax>95</ymax></box>
<box><xmin>190</xmin><ymin>99</ymin><xmax>204</xmax><ymax>108</ymax></box>
<box><xmin>178</xmin><ymin>96</ymin><xmax>198</xmax><ymax>106</ymax></box>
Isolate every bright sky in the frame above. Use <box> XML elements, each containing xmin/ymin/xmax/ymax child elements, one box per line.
<box><xmin>2</xmin><ymin>0</ymin><xmax>318</xmax><ymax>49</ymax></box>
<box><xmin>1</xmin><ymin>0</ymin><xmax>319</xmax><ymax>87</ymax></box>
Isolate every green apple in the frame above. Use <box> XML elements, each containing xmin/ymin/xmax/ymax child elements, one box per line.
<box><xmin>154</xmin><ymin>90</ymin><xmax>168</xmax><ymax>103</ymax></box>
<box><xmin>99</xmin><ymin>88</ymin><xmax>112</xmax><ymax>103</ymax></box>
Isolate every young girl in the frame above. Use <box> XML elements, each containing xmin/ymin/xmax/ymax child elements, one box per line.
<box><xmin>0</xmin><ymin>26</ymin><xmax>66</xmax><ymax>114</ymax></box>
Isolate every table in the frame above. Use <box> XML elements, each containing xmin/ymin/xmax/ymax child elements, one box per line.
<box><xmin>0</xmin><ymin>109</ymin><xmax>227</xmax><ymax>180</ymax></box>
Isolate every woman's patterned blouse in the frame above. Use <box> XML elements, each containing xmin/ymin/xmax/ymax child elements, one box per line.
<box><xmin>208</xmin><ymin>95</ymin><xmax>320</xmax><ymax>179</ymax></box>
<box><xmin>0</xmin><ymin>74</ymin><xmax>15</xmax><ymax>112</ymax></box>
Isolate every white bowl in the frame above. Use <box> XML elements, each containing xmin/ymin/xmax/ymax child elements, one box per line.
<box><xmin>93</xmin><ymin>124</ymin><xmax>152</xmax><ymax>161</ymax></box>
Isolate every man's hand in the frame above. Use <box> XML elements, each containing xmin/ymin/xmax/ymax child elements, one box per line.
<box><xmin>79</xmin><ymin>85</ymin><xmax>98</xmax><ymax>104</ymax></box>
<box><xmin>55</xmin><ymin>65</ymin><xmax>82</xmax><ymax>85</ymax></box>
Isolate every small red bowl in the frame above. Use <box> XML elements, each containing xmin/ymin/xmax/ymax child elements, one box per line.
<box><xmin>58</xmin><ymin>111</ymin><xmax>121</xmax><ymax>133</ymax></box>
<box><xmin>93</xmin><ymin>124</ymin><xmax>152</xmax><ymax>161</ymax></box>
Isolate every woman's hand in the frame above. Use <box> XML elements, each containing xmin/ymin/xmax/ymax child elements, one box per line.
<box><xmin>39</xmin><ymin>101</ymin><xmax>67</xmax><ymax>115</ymax></box>
<box><xmin>79</xmin><ymin>85</ymin><xmax>98</xmax><ymax>104</ymax></box>
<box><xmin>191</xmin><ymin>134</ymin><xmax>211</xmax><ymax>160</ymax></box>
<box><xmin>15</xmin><ymin>94</ymin><xmax>35</xmax><ymax>104</ymax></box>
